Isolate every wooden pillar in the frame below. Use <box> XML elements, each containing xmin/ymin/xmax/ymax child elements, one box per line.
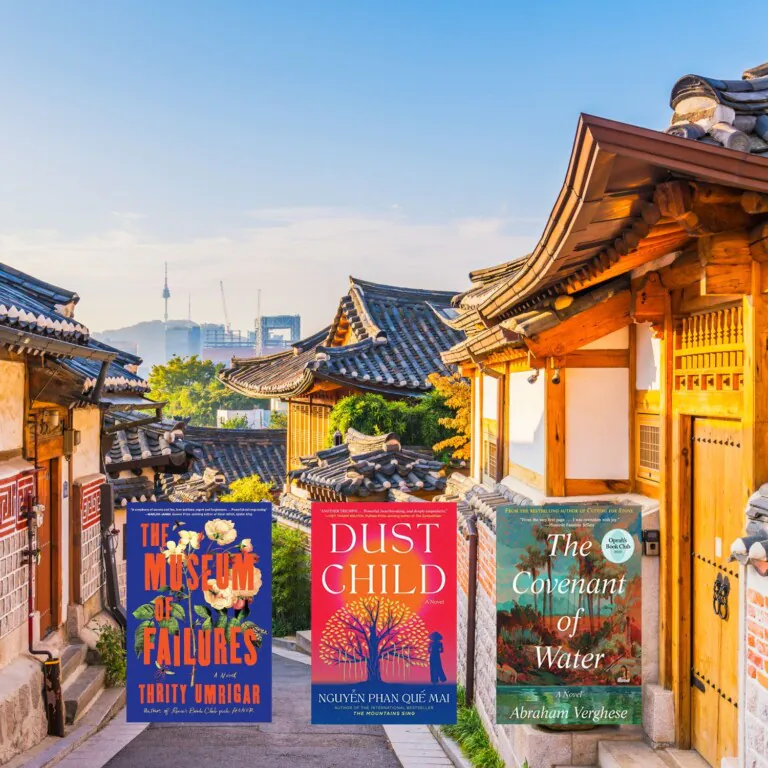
<box><xmin>545</xmin><ymin>361</ymin><xmax>566</xmax><ymax>496</ymax></box>
<box><xmin>659</xmin><ymin>291</ymin><xmax>674</xmax><ymax>690</ymax></box>
<box><xmin>742</xmin><ymin>261</ymin><xmax>768</xmax><ymax>504</ymax></box>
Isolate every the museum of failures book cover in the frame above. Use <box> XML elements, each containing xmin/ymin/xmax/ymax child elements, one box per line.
<box><xmin>311</xmin><ymin>502</ymin><xmax>457</xmax><ymax>724</ymax></box>
<box><xmin>496</xmin><ymin>504</ymin><xmax>642</xmax><ymax>726</ymax></box>
<box><xmin>126</xmin><ymin>502</ymin><xmax>272</xmax><ymax>722</ymax></box>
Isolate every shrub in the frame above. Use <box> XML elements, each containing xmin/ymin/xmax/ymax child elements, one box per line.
<box><xmin>219</xmin><ymin>474</ymin><xmax>274</xmax><ymax>502</ymax></box>
<box><xmin>443</xmin><ymin>687</ymin><xmax>505</xmax><ymax>768</ymax></box>
<box><xmin>272</xmin><ymin>526</ymin><xmax>311</xmax><ymax>636</ymax></box>
<box><xmin>95</xmin><ymin>623</ymin><xmax>126</xmax><ymax>687</ymax></box>
<box><xmin>327</xmin><ymin>391</ymin><xmax>454</xmax><ymax>458</ymax></box>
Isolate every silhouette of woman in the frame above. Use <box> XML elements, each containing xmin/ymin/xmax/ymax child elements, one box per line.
<box><xmin>428</xmin><ymin>631</ymin><xmax>447</xmax><ymax>684</ymax></box>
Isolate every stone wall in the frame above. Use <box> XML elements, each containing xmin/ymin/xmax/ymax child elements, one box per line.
<box><xmin>746</xmin><ymin>571</ymin><xmax>768</xmax><ymax>768</ymax></box>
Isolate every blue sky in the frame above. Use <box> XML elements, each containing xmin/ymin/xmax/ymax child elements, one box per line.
<box><xmin>0</xmin><ymin>2</ymin><xmax>765</xmax><ymax>335</ymax></box>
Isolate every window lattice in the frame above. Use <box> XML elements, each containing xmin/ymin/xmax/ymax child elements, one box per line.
<box><xmin>637</xmin><ymin>417</ymin><xmax>661</xmax><ymax>483</ymax></box>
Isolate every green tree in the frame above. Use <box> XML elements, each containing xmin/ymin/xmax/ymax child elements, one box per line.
<box><xmin>148</xmin><ymin>356</ymin><xmax>260</xmax><ymax>426</ymax></box>
<box><xmin>269</xmin><ymin>411</ymin><xmax>288</xmax><ymax>429</ymax></box>
<box><xmin>220</xmin><ymin>414</ymin><xmax>249</xmax><ymax>429</ymax></box>
<box><xmin>327</xmin><ymin>391</ymin><xmax>454</xmax><ymax>455</ymax></box>
<box><xmin>272</xmin><ymin>526</ymin><xmax>311</xmax><ymax>636</ymax></box>
<box><xmin>219</xmin><ymin>474</ymin><xmax>274</xmax><ymax>502</ymax></box>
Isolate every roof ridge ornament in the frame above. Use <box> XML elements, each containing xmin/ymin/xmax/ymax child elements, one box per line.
<box><xmin>743</xmin><ymin>62</ymin><xmax>768</xmax><ymax>80</ymax></box>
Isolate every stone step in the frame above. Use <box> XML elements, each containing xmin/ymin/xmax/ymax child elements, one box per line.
<box><xmin>661</xmin><ymin>748</ymin><xmax>710</xmax><ymax>768</ymax></box>
<box><xmin>295</xmin><ymin>630</ymin><xmax>311</xmax><ymax>655</ymax></box>
<box><xmin>272</xmin><ymin>636</ymin><xmax>297</xmax><ymax>652</ymax></box>
<box><xmin>598</xmin><ymin>741</ymin><xmax>668</xmax><ymax>768</ymax></box>
<box><xmin>60</xmin><ymin>642</ymin><xmax>88</xmax><ymax>684</ymax></box>
<box><xmin>62</xmin><ymin>664</ymin><xmax>106</xmax><ymax>724</ymax></box>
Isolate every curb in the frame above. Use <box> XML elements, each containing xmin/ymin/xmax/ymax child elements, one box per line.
<box><xmin>429</xmin><ymin>725</ymin><xmax>473</xmax><ymax>768</ymax></box>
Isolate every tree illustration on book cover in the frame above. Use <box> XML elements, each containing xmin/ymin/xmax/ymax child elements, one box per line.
<box><xmin>126</xmin><ymin>502</ymin><xmax>272</xmax><ymax>722</ymax></box>
<box><xmin>496</xmin><ymin>505</ymin><xmax>642</xmax><ymax>726</ymax></box>
<box><xmin>311</xmin><ymin>502</ymin><xmax>457</xmax><ymax>724</ymax></box>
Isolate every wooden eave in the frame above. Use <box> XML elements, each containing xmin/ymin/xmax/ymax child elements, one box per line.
<box><xmin>478</xmin><ymin>113</ymin><xmax>768</xmax><ymax>322</ymax></box>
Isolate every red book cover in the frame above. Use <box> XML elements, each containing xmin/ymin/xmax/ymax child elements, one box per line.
<box><xmin>311</xmin><ymin>502</ymin><xmax>457</xmax><ymax>724</ymax></box>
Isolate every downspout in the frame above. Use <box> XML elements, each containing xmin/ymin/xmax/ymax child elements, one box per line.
<box><xmin>466</xmin><ymin>514</ymin><xmax>479</xmax><ymax>705</ymax></box>
<box><xmin>24</xmin><ymin>410</ymin><xmax>65</xmax><ymax>736</ymax></box>
<box><xmin>97</xmin><ymin>403</ymin><xmax>126</xmax><ymax>630</ymax></box>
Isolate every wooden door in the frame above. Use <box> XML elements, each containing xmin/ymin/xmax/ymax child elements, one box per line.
<box><xmin>35</xmin><ymin>460</ymin><xmax>55</xmax><ymax>636</ymax></box>
<box><xmin>690</xmin><ymin>418</ymin><xmax>740</xmax><ymax>766</ymax></box>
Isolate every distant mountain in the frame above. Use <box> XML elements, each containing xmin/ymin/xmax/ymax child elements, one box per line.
<box><xmin>93</xmin><ymin>319</ymin><xmax>167</xmax><ymax>377</ymax></box>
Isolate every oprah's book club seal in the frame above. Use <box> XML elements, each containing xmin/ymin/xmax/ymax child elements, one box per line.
<box><xmin>126</xmin><ymin>503</ymin><xmax>272</xmax><ymax>722</ymax></box>
<box><xmin>497</xmin><ymin>505</ymin><xmax>642</xmax><ymax>726</ymax></box>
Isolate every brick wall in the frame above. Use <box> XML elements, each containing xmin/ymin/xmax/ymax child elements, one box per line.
<box><xmin>0</xmin><ymin>471</ymin><xmax>35</xmax><ymax>641</ymax></box>
<box><xmin>746</xmin><ymin>571</ymin><xmax>768</xmax><ymax>768</ymax></box>
<box><xmin>74</xmin><ymin>475</ymin><xmax>105</xmax><ymax>607</ymax></box>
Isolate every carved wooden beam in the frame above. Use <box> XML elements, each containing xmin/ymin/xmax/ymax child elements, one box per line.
<box><xmin>699</xmin><ymin>230</ymin><xmax>752</xmax><ymax>295</ymax></box>
<box><xmin>749</xmin><ymin>221</ymin><xmax>768</xmax><ymax>262</ymax></box>
<box><xmin>631</xmin><ymin>271</ymin><xmax>666</xmax><ymax>329</ymax></box>
<box><xmin>654</xmin><ymin>180</ymin><xmax>751</xmax><ymax>236</ymax></box>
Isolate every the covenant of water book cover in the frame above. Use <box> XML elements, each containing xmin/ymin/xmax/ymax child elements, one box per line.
<box><xmin>311</xmin><ymin>502</ymin><xmax>457</xmax><ymax>724</ymax></box>
<box><xmin>126</xmin><ymin>502</ymin><xmax>272</xmax><ymax>722</ymax></box>
<box><xmin>497</xmin><ymin>505</ymin><xmax>642</xmax><ymax>726</ymax></box>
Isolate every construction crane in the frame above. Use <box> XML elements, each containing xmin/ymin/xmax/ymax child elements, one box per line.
<box><xmin>220</xmin><ymin>281</ymin><xmax>231</xmax><ymax>333</ymax></box>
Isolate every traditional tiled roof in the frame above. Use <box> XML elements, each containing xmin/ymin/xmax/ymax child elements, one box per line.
<box><xmin>0</xmin><ymin>262</ymin><xmax>88</xmax><ymax>342</ymax></box>
<box><xmin>273</xmin><ymin>495</ymin><xmax>312</xmax><ymax>528</ymax></box>
<box><xmin>104</xmin><ymin>411</ymin><xmax>189</xmax><ymax>469</ymax></box>
<box><xmin>63</xmin><ymin>340</ymin><xmax>150</xmax><ymax>395</ymax></box>
<box><xmin>183</xmin><ymin>426</ymin><xmax>286</xmax><ymax>489</ymax></box>
<box><xmin>220</xmin><ymin>278</ymin><xmax>464</xmax><ymax>398</ymax></box>
<box><xmin>667</xmin><ymin>62</ymin><xmax>768</xmax><ymax>154</ymax></box>
<box><xmin>112</xmin><ymin>475</ymin><xmax>159</xmax><ymax>506</ymax></box>
<box><xmin>167</xmin><ymin>468</ymin><xmax>228</xmax><ymax>502</ymax></box>
<box><xmin>0</xmin><ymin>262</ymin><xmax>150</xmax><ymax>397</ymax></box>
<box><xmin>289</xmin><ymin>428</ymin><xmax>446</xmax><ymax>497</ymax></box>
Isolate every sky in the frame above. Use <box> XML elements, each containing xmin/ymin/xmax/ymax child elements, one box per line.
<box><xmin>1</xmin><ymin>2</ymin><xmax>766</xmax><ymax>338</ymax></box>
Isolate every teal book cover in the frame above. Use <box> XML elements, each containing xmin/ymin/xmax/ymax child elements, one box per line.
<box><xmin>496</xmin><ymin>505</ymin><xmax>642</xmax><ymax>726</ymax></box>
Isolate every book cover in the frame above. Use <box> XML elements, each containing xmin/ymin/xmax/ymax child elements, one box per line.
<box><xmin>126</xmin><ymin>502</ymin><xmax>272</xmax><ymax>722</ymax></box>
<box><xmin>496</xmin><ymin>505</ymin><xmax>642</xmax><ymax>726</ymax></box>
<box><xmin>311</xmin><ymin>502</ymin><xmax>457</xmax><ymax>724</ymax></box>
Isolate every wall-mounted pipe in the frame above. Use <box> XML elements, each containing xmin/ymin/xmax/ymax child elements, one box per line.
<box><xmin>466</xmin><ymin>514</ymin><xmax>479</xmax><ymax>704</ymax></box>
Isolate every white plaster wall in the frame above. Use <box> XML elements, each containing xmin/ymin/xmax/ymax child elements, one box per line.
<box><xmin>507</xmin><ymin>370</ymin><xmax>545</xmax><ymax>476</ymax></box>
<box><xmin>566</xmin><ymin>368</ymin><xmax>629</xmax><ymax>479</ymax></box>
<box><xmin>636</xmin><ymin>322</ymin><xmax>661</xmax><ymax>391</ymax></box>
<box><xmin>72</xmin><ymin>407</ymin><xmax>102</xmax><ymax>479</ymax></box>
<box><xmin>579</xmin><ymin>326</ymin><xmax>629</xmax><ymax>350</ymax></box>
<box><xmin>0</xmin><ymin>361</ymin><xmax>25</xmax><ymax>453</ymax></box>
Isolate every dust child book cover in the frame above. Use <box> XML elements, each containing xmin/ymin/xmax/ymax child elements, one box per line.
<box><xmin>126</xmin><ymin>502</ymin><xmax>272</xmax><ymax>722</ymax></box>
<box><xmin>311</xmin><ymin>502</ymin><xmax>457</xmax><ymax>724</ymax></box>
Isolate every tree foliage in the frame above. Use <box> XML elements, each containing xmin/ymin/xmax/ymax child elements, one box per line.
<box><xmin>220</xmin><ymin>414</ymin><xmax>249</xmax><ymax>429</ymax></box>
<box><xmin>327</xmin><ymin>391</ymin><xmax>453</xmax><ymax>455</ymax></box>
<box><xmin>219</xmin><ymin>474</ymin><xmax>274</xmax><ymax>503</ymax></box>
<box><xmin>269</xmin><ymin>411</ymin><xmax>288</xmax><ymax>430</ymax></box>
<box><xmin>148</xmin><ymin>356</ymin><xmax>258</xmax><ymax>426</ymax></box>
<box><xmin>427</xmin><ymin>372</ymin><xmax>471</xmax><ymax>461</ymax></box>
<box><xmin>272</xmin><ymin>526</ymin><xmax>311</xmax><ymax>636</ymax></box>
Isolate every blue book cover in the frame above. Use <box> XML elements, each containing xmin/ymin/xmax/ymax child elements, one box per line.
<box><xmin>126</xmin><ymin>502</ymin><xmax>272</xmax><ymax>722</ymax></box>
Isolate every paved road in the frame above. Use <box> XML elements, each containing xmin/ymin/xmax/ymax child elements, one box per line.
<box><xmin>104</xmin><ymin>653</ymin><xmax>401</xmax><ymax>768</ymax></box>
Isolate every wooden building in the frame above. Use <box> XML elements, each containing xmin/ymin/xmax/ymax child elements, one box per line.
<box><xmin>0</xmin><ymin>263</ymin><xmax>150</xmax><ymax>762</ymax></box>
<box><xmin>275</xmin><ymin>428</ymin><xmax>447</xmax><ymax>543</ymax></box>
<box><xmin>442</xmin><ymin>61</ymin><xmax>768</xmax><ymax>768</ymax></box>
<box><xmin>220</xmin><ymin>277</ymin><xmax>464</xmax><ymax>475</ymax></box>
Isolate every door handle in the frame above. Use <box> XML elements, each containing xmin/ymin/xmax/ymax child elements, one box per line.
<box><xmin>713</xmin><ymin>573</ymin><xmax>730</xmax><ymax>621</ymax></box>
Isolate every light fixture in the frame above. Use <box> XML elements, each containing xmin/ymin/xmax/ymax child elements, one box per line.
<box><xmin>527</xmin><ymin>369</ymin><xmax>540</xmax><ymax>384</ymax></box>
<box><xmin>551</xmin><ymin>368</ymin><xmax>562</xmax><ymax>385</ymax></box>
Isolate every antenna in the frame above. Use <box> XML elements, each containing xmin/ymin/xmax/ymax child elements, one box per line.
<box><xmin>255</xmin><ymin>288</ymin><xmax>262</xmax><ymax>356</ymax></box>
<box><xmin>162</xmin><ymin>262</ymin><xmax>171</xmax><ymax>325</ymax></box>
<box><xmin>220</xmin><ymin>281</ymin><xmax>231</xmax><ymax>332</ymax></box>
